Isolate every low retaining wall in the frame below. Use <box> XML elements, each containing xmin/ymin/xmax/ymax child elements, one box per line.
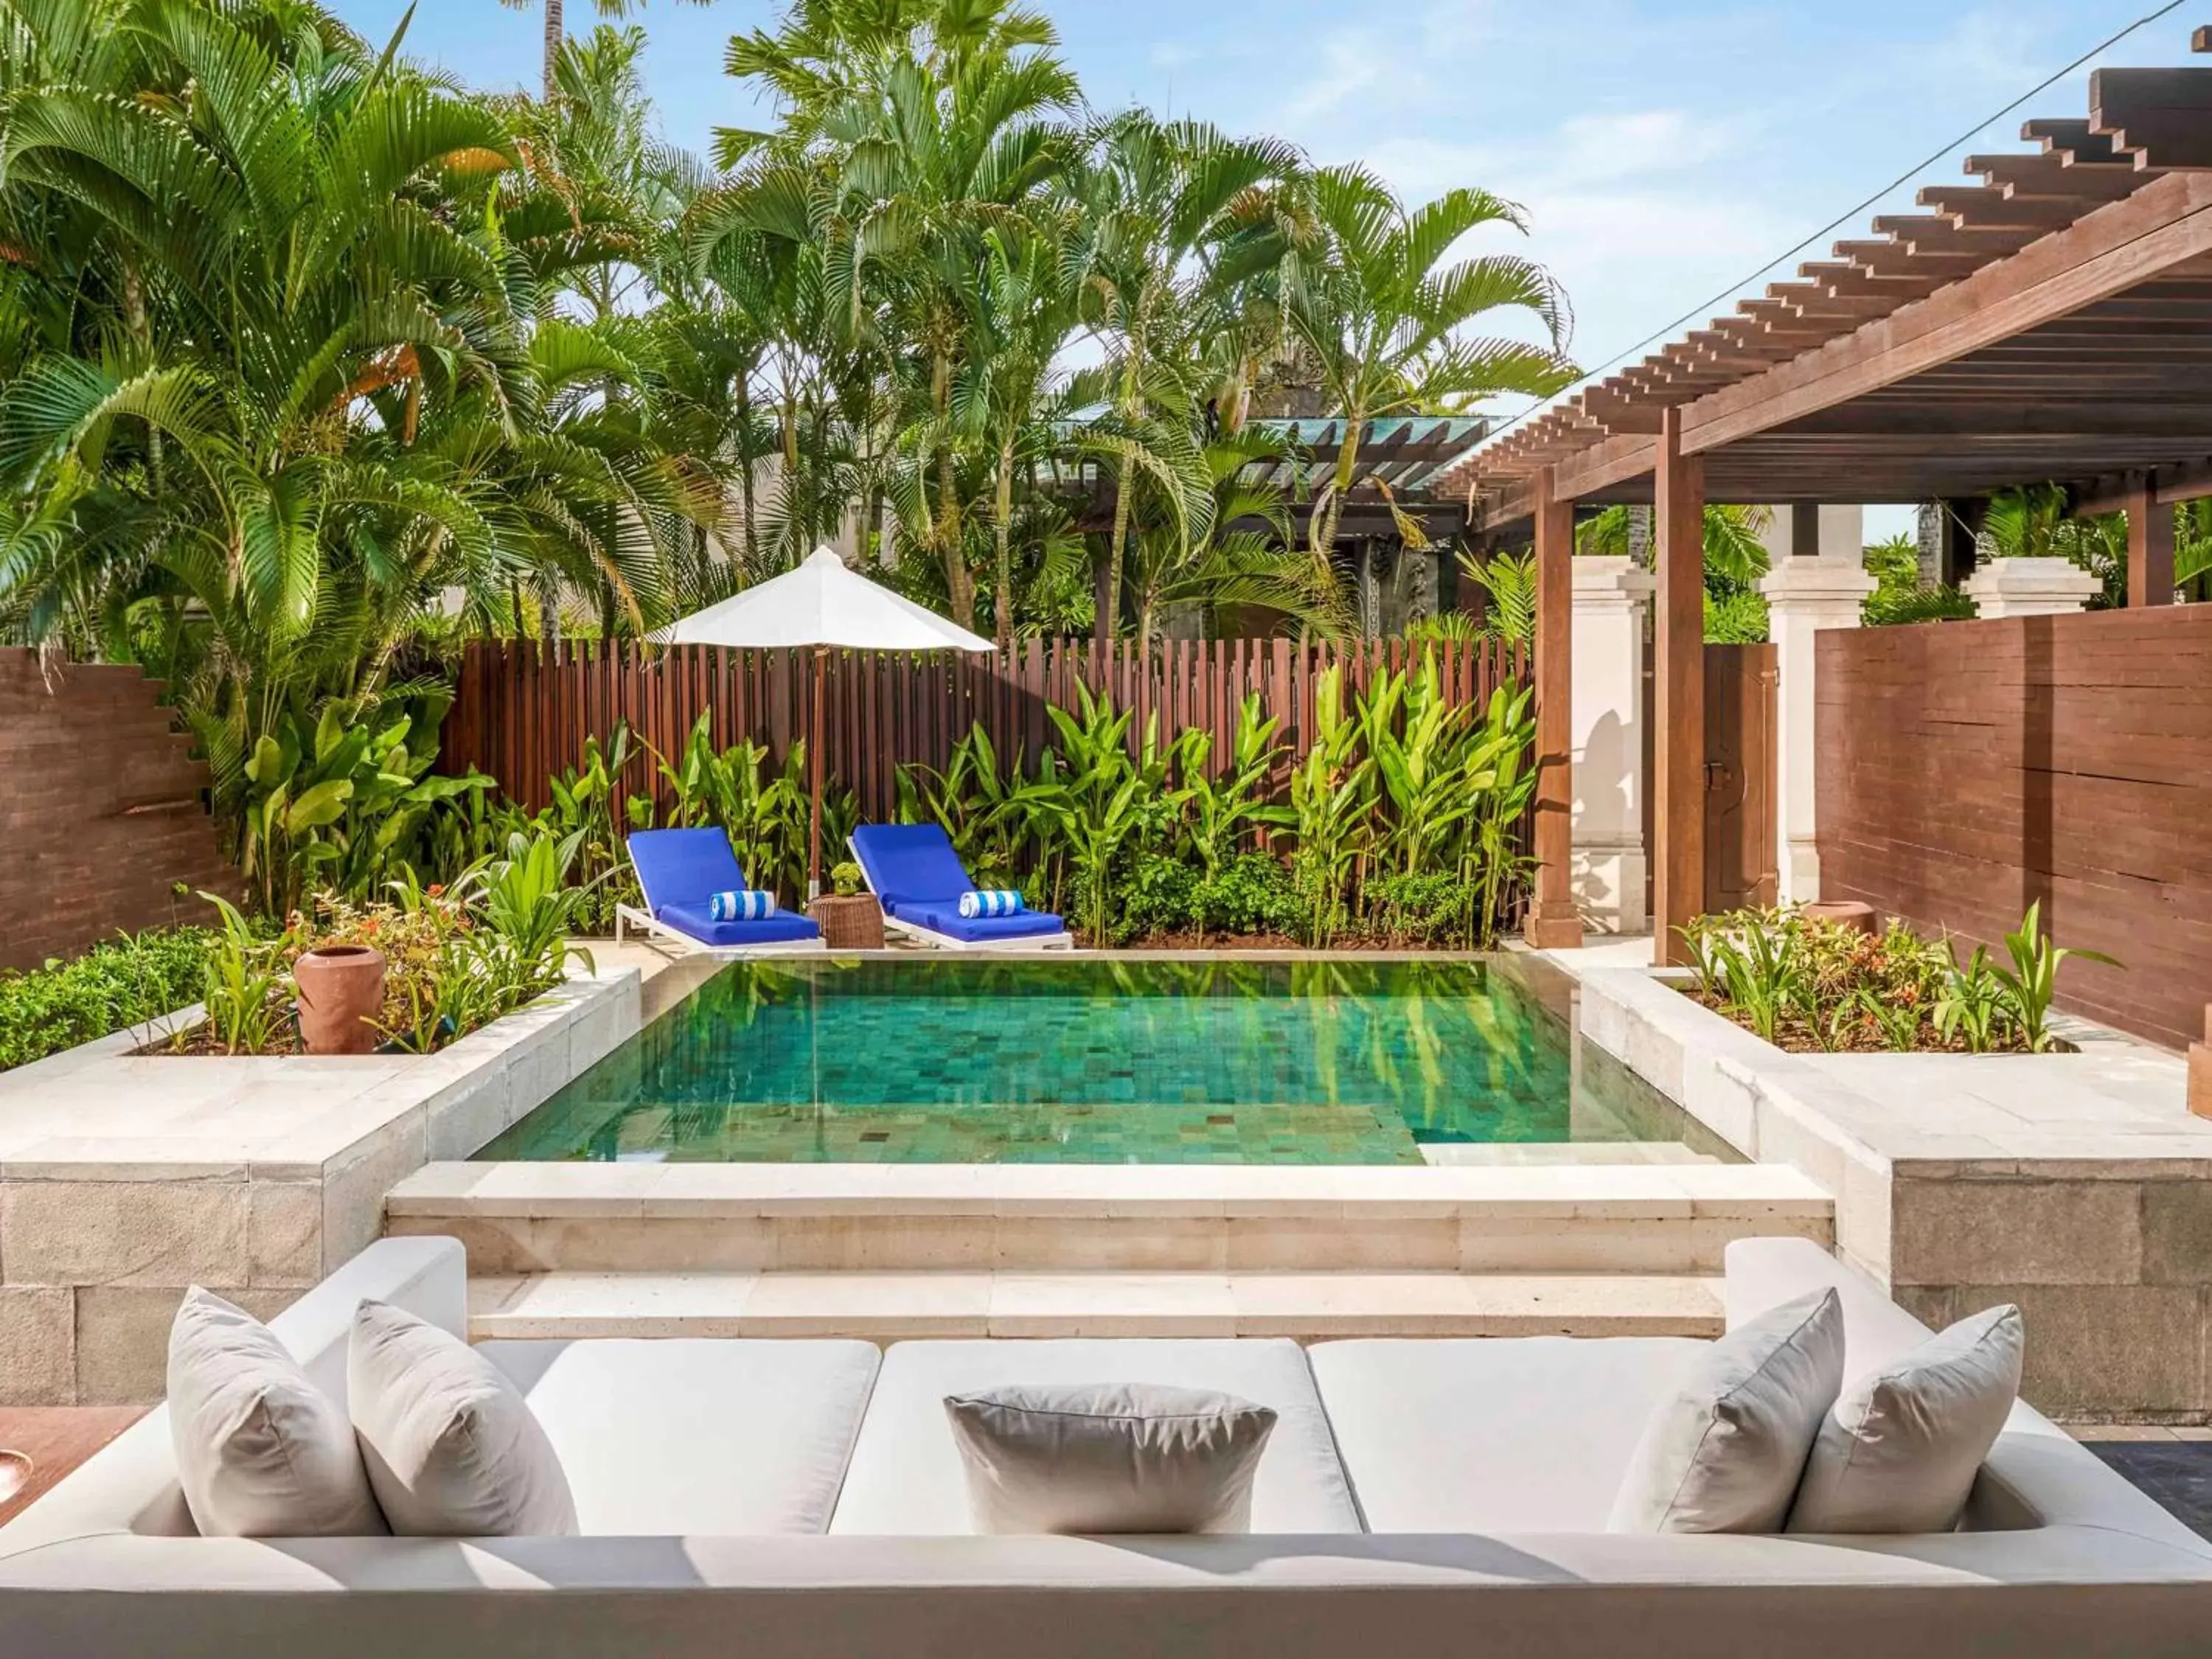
<box><xmin>1571</xmin><ymin>961</ymin><xmax>2212</xmax><ymax>1421</ymax></box>
<box><xmin>0</xmin><ymin>969</ymin><xmax>639</xmax><ymax>1405</ymax></box>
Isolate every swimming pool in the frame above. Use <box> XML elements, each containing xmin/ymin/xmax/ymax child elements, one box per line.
<box><xmin>480</xmin><ymin>956</ymin><xmax>1729</xmax><ymax>1166</ymax></box>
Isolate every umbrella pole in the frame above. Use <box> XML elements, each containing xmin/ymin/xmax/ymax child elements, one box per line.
<box><xmin>809</xmin><ymin>644</ymin><xmax>825</xmax><ymax>902</ymax></box>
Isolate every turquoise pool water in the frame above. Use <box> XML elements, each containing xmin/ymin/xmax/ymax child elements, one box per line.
<box><xmin>481</xmin><ymin>956</ymin><xmax>1719</xmax><ymax>1165</ymax></box>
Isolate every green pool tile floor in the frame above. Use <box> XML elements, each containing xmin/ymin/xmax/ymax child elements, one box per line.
<box><xmin>481</xmin><ymin>955</ymin><xmax>1730</xmax><ymax>1166</ymax></box>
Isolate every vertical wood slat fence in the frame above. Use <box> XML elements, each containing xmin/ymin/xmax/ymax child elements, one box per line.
<box><xmin>442</xmin><ymin>636</ymin><xmax>1528</xmax><ymax>823</ymax></box>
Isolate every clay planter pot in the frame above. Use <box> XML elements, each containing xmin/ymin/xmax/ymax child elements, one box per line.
<box><xmin>1801</xmin><ymin>900</ymin><xmax>1878</xmax><ymax>937</ymax></box>
<box><xmin>294</xmin><ymin>945</ymin><xmax>387</xmax><ymax>1055</ymax></box>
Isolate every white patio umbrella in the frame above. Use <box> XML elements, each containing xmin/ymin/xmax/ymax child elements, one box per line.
<box><xmin>654</xmin><ymin>546</ymin><xmax>994</xmax><ymax>898</ymax></box>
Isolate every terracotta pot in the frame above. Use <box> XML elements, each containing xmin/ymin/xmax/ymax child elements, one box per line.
<box><xmin>294</xmin><ymin>945</ymin><xmax>386</xmax><ymax>1055</ymax></box>
<box><xmin>1801</xmin><ymin>900</ymin><xmax>1878</xmax><ymax>937</ymax></box>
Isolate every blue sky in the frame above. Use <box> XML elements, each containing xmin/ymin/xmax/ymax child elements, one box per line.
<box><xmin>333</xmin><ymin>1</ymin><xmax>2204</xmax><ymax>532</ymax></box>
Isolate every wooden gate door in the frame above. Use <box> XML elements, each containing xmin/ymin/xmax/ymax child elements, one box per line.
<box><xmin>1703</xmin><ymin>644</ymin><xmax>1778</xmax><ymax>912</ymax></box>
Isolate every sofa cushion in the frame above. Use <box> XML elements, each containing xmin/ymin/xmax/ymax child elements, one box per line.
<box><xmin>1310</xmin><ymin>1337</ymin><xmax>1710</xmax><ymax>1531</ymax></box>
<box><xmin>945</xmin><ymin>1383</ymin><xmax>1276</xmax><ymax>1534</ymax></box>
<box><xmin>1788</xmin><ymin>1304</ymin><xmax>2023</xmax><ymax>1535</ymax></box>
<box><xmin>167</xmin><ymin>1288</ymin><xmax>386</xmax><ymax>1538</ymax></box>
<box><xmin>830</xmin><ymin>1339</ymin><xmax>1360</xmax><ymax>1535</ymax></box>
<box><xmin>349</xmin><ymin>1301</ymin><xmax>578</xmax><ymax>1537</ymax></box>
<box><xmin>1609</xmin><ymin>1288</ymin><xmax>1844</xmax><ymax>1534</ymax></box>
<box><xmin>480</xmin><ymin>1338</ymin><xmax>880</xmax><ymax>1535</ymax></box>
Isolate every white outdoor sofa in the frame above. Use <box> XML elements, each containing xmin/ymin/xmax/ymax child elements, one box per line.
<box><xmin>4</xmin><ymin>1235</ymin><xmax>2210</xmax><ymax>1657</ymax></box>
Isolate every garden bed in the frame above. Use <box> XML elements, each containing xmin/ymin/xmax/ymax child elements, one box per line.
<box><xmin>1679</xmin><ymin>902</ymin><xmax>2102</xmax><ymax>1057</ymax></box>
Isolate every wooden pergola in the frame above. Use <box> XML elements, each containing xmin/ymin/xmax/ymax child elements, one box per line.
<box><xmin>1450</xmin><ymin>50</ymin><xmax>2212</xmax><ymax>961</ymax></box>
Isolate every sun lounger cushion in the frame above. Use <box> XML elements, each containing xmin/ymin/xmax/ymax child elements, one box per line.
<box><xmin>830</xmin><ymin>1339</ymin><xmax>1360</xmax><ymax>1535</ymax></box>
<box><xmin>654</xmin><ymin>904</ymin><xmax>821</xmax><ymax>947</ymax></box>
<box><xmin>848</xmin><ymin>824</ymin><xmax>973</xmax><ymax>905</ymax></box>
<box><xmin>851</xmin><ymin>824</ymin><xmax>1064</xmax><ymax>942</ymax></box>
<box><xmin>480</xmin><ymin>1339</ymin><xmax>880</xmax><ymax>1535</ymax></box>
<box><xmin>1310</xmin><ymin>1337</ymin><xmax>1712</xmax><ymax>1532</ymax></box>
<box><xmin>894</xmin><ymin>901</ymin><xmax>1065</xmax><ymax>942</ymax></box>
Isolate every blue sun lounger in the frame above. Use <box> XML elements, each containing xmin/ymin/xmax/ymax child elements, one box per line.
<box><xmin>614</xmin><ymin>828</ymin><xmax>824</xmax><ymax>954</ymax></box>
<box><xmin>847</xmin><ymin>824</ymin><xmax>1074</xmax><ymax>950</ymax></box>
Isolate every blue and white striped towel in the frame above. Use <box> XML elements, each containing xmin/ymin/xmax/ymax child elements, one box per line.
<box><xmin>958</xmin><ymin>889</ymin><xmax>1025</xmax><ymax>919</ymax></box>
<box><xmin>706</xmin><ymin>889</ymin><xmax>776</xmax><ymax>922</ymax></box>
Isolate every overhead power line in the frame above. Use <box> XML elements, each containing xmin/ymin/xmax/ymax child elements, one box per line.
<box><xmin>1481</xmin><ymin>1</ymin><xmax>2194</xmax><ymax>448</ymax></box>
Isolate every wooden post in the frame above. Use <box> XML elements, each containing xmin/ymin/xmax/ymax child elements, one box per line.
<box><xmin>2127</xmin><ymin>475</ymin><xmax>2176</xmax><ymax>608</ymax></box>
<box><xmin>1526</xmin><ymin>466</ymin><xmax>1583</xmax><ymax>949</ymax></box>
<box><xmin>1652</xmin><ymin>407</ymin><xmax>1706</xmax><ymax>967</ymax></box>
<box><xmin>809</xmin><ymin>644</ymin><xmax>825</xmax><ymax>900</ymax></box>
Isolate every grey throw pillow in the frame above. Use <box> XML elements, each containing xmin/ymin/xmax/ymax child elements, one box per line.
<box><xmin>945</xmin><ymin>1383</ymin><xmax>1277</xmax><ymax>1534</ymax></box>
<box><xmin>1787</xmin><ymin>1304</ymin><xmax>2023</xmax><ymax>1534</ymax></box>
<box><xmin>1609</xmin><ymin>1287</ymin><xmax>1845</xmax><ymax>1534</ymax></box>
<box><xmin>168</xmin><ymin>1287</ymin><xmax>387</xmax><ymax>1537</ymax></box>
<box><xmin>348</xmin><ymin>1299</ymin><xmax>577</xmax><ymax>1537</ymax></box>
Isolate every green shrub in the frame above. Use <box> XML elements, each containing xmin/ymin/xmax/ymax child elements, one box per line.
<box><xmin>0</xmin><ymin>927</ymin><xmax>213</xmax><ymax>1072</ymax></box>
<box><xmin>1363</xmin><ymin>872</ymin><xmax>1477</xmax><ymax>947</ymax></box>
<box><xmin>1192</xmin><ymin>854</ymin><xmax>1301</xmax><ymax>937</ymax></box>
<box><xmin>1108</xmin><ymin>855</ymin><xmax>1197</xmax><ymax>944</ymax></box>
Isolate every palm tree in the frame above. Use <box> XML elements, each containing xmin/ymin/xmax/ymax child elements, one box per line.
<box><xmin>501</xmin><ymin>0</ymin><xmax>717</xmax><ymax>104</ymax></box>
<box><xmin>1067</xmin><ymin>113</ymin><xmax>1302</xmax><ymax>644</ymax></box>
<box><xmin>1121</xmin><ymin>427</ymin><xmax>1345</xmax><ymax>649</ymax></box>
<box><xmin>959</xmin><ymin>220</ymin><xmax>1082</xmax><ymax>645</ymax></box>
<box><xmin>1281</xmin><ymin>167</ymin><xmax>1578</xmax><ymax>568</ymax></box>
<box><xmin>710</xmin><ymin>0</ymin><xmax>1078</xmax><ymax>625</ymax></box>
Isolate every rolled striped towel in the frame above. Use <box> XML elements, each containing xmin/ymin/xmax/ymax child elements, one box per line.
<box><xmin>707</xmin><ymin>890</ymin><xmax>776</xmax><ymax>922</ymax></box>
<box><xmin>959</xmin><ymin>889</ymin><xmax>1025</xmax><ymax>919</ymax></box>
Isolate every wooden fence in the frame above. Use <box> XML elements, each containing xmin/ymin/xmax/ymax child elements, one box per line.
<box><xmin>443</xmin><ymin>636</ymin><xmax>1528</xmax><ymax>822</ymax></box>
<box><xmin>1815</xmin><ymin>607</ymin><xmax>2212</xmax><ymax>1050</ymax></box>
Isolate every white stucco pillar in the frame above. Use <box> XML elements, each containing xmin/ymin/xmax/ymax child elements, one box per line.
<box><xmin>1759</xmin><ymin>555</ymin><xmax>1876</xmax><ymax>905</ymax></box>
<box><xmin>1962</xmin><ymin>557</ymin><xmax>2100</xmax><ymax>619</ymax></box>
<box><xmin>1569</xmin><ymin>556</ymin><xmax>1653</xmax><ymax>933</ymax></box>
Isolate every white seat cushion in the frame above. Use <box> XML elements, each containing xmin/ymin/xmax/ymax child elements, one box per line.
<box><xmin>1310</xmin><ymin>1337</ymin><xmax>1710</xmax><ymax>1531</ymax></box>
<box><xmin>830</xmin><ymin>1340</ymin><xmax>1360</xmax><ymax>1535</ymax></box>
<box><xmin>480</xmin><ymin>1339</ymin><xmax>880</xmax><ymax>1536</ymax></box>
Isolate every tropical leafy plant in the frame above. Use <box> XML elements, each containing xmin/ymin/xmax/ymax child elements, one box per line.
<box><xmin>1992</xmin><ymin>900</ymin><xmax>2118</xmax><ymax>1054</ymax></box>
<box><xmin>194</xmin><ymin>895</ymin><xmax>294</xmax><ymax>1057</ymax></box>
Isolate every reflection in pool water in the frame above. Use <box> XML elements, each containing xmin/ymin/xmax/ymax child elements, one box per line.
<box><xmin>481</xmin><ymin>956</ymin><xmax>1731</xmax><ymax>1166</ymax></box>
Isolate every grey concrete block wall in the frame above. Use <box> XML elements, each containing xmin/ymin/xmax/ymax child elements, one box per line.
<box><xmin>1571</xmin><ymin>962</ymin><xmax>2212</xmax><ymax>1422</ymax></box>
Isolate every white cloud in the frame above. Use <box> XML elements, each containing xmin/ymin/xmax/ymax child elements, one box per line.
<box><xmin>1277</xmin><ymin>29</ymin><xmax>1387</xmax><ymax>122</ymax></box>
<box><xmin>1149</xmin><ymin>41</ymin><xmax>1199</xmax><ymax>70</ymax></box>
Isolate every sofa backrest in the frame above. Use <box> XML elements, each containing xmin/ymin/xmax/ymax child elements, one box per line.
<box><xmin>0</xmin><ymin>1237</ymin><xmax>466</xmax><ymax>1549</ymax></box>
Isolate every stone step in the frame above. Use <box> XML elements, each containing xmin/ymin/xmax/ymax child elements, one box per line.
<box><xmin>468</xmin><ymin>1269</ymin><xmax>1725</xmax><ymax>1343</ymax></box>
<box><xmin>389</xmin><ymin>1161</ymin><xmax>1831</xmax><ymax>1276</ymax></box>
<box><xmin>1417</xmin><ymin>1141</ymin><xmax>1723</xmax><ymax>1167</ymax></box>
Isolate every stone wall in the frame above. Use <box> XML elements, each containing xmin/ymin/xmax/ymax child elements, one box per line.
<box><xmin>0</xmin><ymin>970</ymin><xmax>639</xmax><ymax>1405</ymax></box>
<box><xmin>0</xmin><ymin>649</ymin><xmax>236</xmax><ymax>970</ymax></box>
<box><xmin>1572</xmin><ymin>961</ymin><xmax>2212</xmax><ymax>1422</ymax></box>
